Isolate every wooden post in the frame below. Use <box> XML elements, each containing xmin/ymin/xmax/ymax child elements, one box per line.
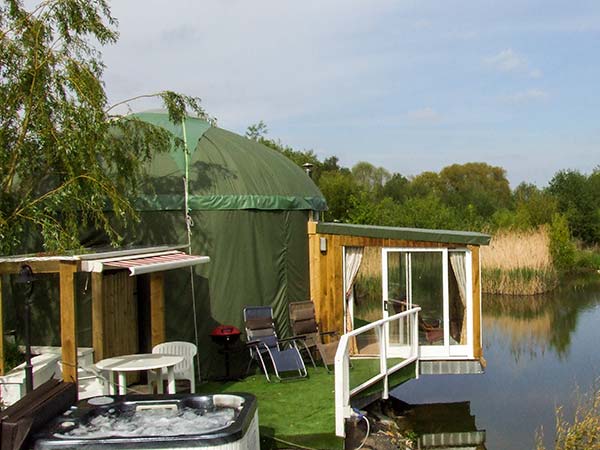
<box><xmin>59</xmin><ymin>262</ymin><xmax>78</xmax><ymax>384</ymax></box>
<box><xmin>307</xmin><ymin>221</ymin><xmax>321</xmax><ymax>317</ymax></box>
<box><xmin>150</xmin><ymin>272</ymin><xmax>165</xmax><ymax>348</ymax></box>
<box><xmin>470</xmin><ymin>245</ymin><xmax>482</xmax><ymax>359</ymax></box>
<box><xmin>0</xmin><ymin>275</ymin><xmax>4</xmax><ymax>375</ymax></box>
<box><xmin>91</xmin><ymin>272</ymin><xmax>104</xmax><ymax>362</ymax></box>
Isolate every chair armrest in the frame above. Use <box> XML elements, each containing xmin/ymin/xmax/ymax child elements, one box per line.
<box><xmin>246</xmin><ymin>341</ymin><xmax>270</xmax><ymax>353</ymax></box>
<box><xmin>279</xmin><ymin>335</ymin><xmax>306</xmax><ymax>343</ymax></box>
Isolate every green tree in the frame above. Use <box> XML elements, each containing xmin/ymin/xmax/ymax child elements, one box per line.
<box><xmin>437</xmin><ymin>162</ymin><xmax>512</xmax><ymax>218</ymax></box>
<box><xmin>513</xmin><ymin>182</ymin><xmax>558</xmax><ymax>229</ymax></box>
<box><xmin>0</xmin><ymin>0</ymin><xmax>210</xmax><ymax>253</ymax></box>
<box><xmin>549</xmin><ymin>213</ymin><xmax>576</xmax><ymax>271</ymax></box>
<box><xmin>398</xmin><ymin>194</ymin><xmax>460</xmax><ymax>230</ymax></box>
<box><xmin>351</xmin><ymin>161</ymin><xmax>390</xmax><ymax>196</ymax></box>
<box><xmin>547</xmin><ymin>170</ymin><xmax>599</xmax><ymax>244</ymax></box>
<box><xmin>318</xmin><ymin>171</ymin><xmax>361</xmax><ymax>222</ymax></box>
<box><xmin>382</xmin><ymin>173</ymin><xmax>410</xmax><ymax>203</ymax></box>
<box><xmin>245</xmin><ymin>120</ymin><xmax>268</xmax><ymax>141</ymax></box>
<box><xmin>348</xmin><ymin>193</ymin><xmax>401</xmax><ymax>226</ymax></box>
<box><xmin>408</xmin><ymin>171</ymin><xmax>441</xmax><ymax>198</ymax></box>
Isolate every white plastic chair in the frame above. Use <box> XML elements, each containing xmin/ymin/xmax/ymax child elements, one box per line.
<box><xmin>151</xmin><ymin>341</ymin><xmax>197</xmax><ymax>393</ymax></box>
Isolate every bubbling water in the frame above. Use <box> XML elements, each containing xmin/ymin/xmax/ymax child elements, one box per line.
<box><xmin>58</xmin><ymin>407</ymin><xmax>236</xmax><ymax>439</ymax></box>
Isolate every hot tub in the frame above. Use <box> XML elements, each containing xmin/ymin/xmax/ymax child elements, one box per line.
<box><xmin>33</xmin><ymin>393</ymin><xmax>259</xmax><ymax>450</ymax></box>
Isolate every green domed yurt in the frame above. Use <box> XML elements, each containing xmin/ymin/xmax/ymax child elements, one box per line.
<box><xmin>122</xmin><ymin>112</ymin><xmax>327</xmax><ymax>378</ymax></box>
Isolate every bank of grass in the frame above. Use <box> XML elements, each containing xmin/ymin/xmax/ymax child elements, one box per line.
<box><xmin>574</xmin><ymin>245</ymin><xmax>600</xmax><ymax>271</ymax></box>
<box><xmin>481</xmin><ymin>228</ymin><xmax>559</xmax><ymax>295</ymax></box>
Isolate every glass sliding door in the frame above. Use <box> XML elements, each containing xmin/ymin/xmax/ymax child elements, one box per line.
<box><xmin>382</xmin><ymin>248</ymin><xmax>472</xmax><ymax>359</ymax></box>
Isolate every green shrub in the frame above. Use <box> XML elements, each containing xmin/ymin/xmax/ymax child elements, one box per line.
<box><xmin>3</xmin><ymin>339</ymin><xmax>25</xmax><ymax>372</ymax></box>
<box><xmin>549</xmin><ymin>213</ymin><xmax>576</xmax><ymax>272</ymax></box>
<box><xmin>574</xmin><ymin>248</ymin><xmax>600</xmax><ymax>270</ymax></box>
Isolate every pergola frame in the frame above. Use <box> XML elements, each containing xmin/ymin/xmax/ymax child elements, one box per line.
<box><xmin>0</xmin><ymin>246</ymin><xmax>209</xmax><ymax>386</ymax></box>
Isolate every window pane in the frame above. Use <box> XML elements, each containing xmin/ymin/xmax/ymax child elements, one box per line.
<box><xmin>411</xmin><ymin>252</ymin><xmax>444</xmax><ymax>346</ymax></box>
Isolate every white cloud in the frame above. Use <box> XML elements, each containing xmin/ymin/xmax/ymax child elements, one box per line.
<box><xmin>484</xmin><ymin>49</ymin><xmax>541</xmax><ymax>78</ymax></box>
<box><xmin>504</xmin><ymin>89</ymin><xmax>549</xmax><ymax>104</ymax></box>
<box><xmin>485</xmin><ymin>49</ymin><xmax>527</xmax><ymax>72</ymax></box>
<box><xmin>529</xmin><ymin>68</ymin><xmax>543</xmax><ymax>78</ymax></box>
<box><xmin>407</xmin><ymin>107</ymin><xmax>441</xmax><ymax>122</ymax></box>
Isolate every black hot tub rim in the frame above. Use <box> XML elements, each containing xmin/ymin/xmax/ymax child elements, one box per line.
<box><xmin>32</xmin><ymin>392</ymin><xmax>257</xmax><ymax>449</ymax></box>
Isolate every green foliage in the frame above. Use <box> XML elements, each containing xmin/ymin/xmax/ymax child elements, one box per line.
<box><xmin>382</xmin><ymin>173</ymin><xmax>410</xmax><ymax>203</ymax></box>
<box><xmin>0</xmin><ymin>0</ymin><xmax>210</xmax><ymax>254</ymax></box>
<box><xmin>246</xmin><ymin>121</ymin><xmax>600</xmax><ymax>262</ymax></box>
<box><xmin>548</xmin><ymin>170</ymin><xmax>600</xmax><ymax>244</ymax></box>
<box><xmin>574</xmin><ymin>248</ymin><xmax>600</xmax><ymax>271</ymax></box>
<box><xmin>399</xmin><ymin>194</ymin><xmax>461</xmax><ymax>229</ymax></box>
<box><xmin>348</xmin><ymin>194</ymin><xmax>400</xmax><ymax>226</ymax></box>
<box><xmin>245</xmin><ymin>120</ymin><xmax>268</xmax><ymax>141</ymax></box>
<box><xmin>351</xmin><ymin>161</ymin><xmax>390</xmax><ymax>195</ymax></box>
<box><xmin>438</xmin><ymin>162</ymin><xmax>512</xmax><ymax>219</ymax></box>
<box><xmin>319</xmin><ymin>171</ymin><xmax>361</xmax><ymax>222</ymax></box>
<box><xmin>549</xmin><ymin>213</ymin><xmax>576</xmax><ymax>271</ymax></box>
<box><xmin>3</xmin><ymin>339</ymin><xmax>25</xmax><ymax>372</ymax></box>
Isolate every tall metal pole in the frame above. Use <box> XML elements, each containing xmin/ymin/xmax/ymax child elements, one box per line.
<box><xmin>17</xmin><ymin>264</ymin><xmax>34</xmax><ymax>393</ymax></box>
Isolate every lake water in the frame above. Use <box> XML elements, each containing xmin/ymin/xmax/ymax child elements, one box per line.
<box><xmin>391</xmin><ymin>274</ymin><xmax>600</xmax><ymax>449</ymax></box>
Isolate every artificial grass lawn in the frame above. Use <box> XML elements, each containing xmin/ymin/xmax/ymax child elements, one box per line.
<box><xmin>197</xmin><ymin>359</ymin><xmax>416</xmax><ymax>449</ymax></box>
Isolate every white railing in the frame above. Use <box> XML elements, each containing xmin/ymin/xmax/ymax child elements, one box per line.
<box><xmin>334</xmin><ymin>307</ymin><xmax>421</xmax><ymax>437</ymax></box>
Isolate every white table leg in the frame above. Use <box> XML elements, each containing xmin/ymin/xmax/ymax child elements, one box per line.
<box><xmin>107</xmin><ymin>371</ymin><xmax>116</xmax><ymax>395</ymax></box>
<box><xmin>118</xmin><ymin>372</ymin><xmax>127</xmax><ymax>395</ymax></box>
<box><xmin>156</xmin><ymin>368</ymin><xmax>164</xmax><ymax>394</ymax></box>
<box><xmin>167</xmin><ymin>366</ymin><xmax>176</xmax><ymax>394</ymax></box>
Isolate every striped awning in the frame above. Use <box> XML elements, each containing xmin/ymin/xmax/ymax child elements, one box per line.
<box><xmin>80</xmin><ymin>250</ymin><xmax>210</xmax><ymax>276</ymax></box>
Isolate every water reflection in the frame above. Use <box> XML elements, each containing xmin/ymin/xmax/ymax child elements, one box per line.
<box><xmin>484</xmin><ymin>274</ymin><xmax>600</xmax><ymax>361</ymax></box>
<box><xmin>395</xmin><ymin>400</ymin><xmax>486</xmax><ymax>449</ymax></box>
<box><xmin>392</xmin><ymin>274</ymin><xmax>600</xmax><ymax>449</ymax></box>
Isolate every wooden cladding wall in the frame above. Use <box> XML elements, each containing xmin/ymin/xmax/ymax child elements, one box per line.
<box><xmin>92</xmin><ymin>271</ymin><xmax>138</xmax><ymax>361</ymax></box>
<box><xmin>308</xmin><ymin>227</ymin><xmax>483</xmax><ymax>359</ymax></box>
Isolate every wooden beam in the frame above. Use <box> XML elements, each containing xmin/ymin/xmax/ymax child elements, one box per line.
<box><xmin>0</xmin><ymin>260</ymin><xmax>62</xmax><ymax>275</ymax></box>
<box><xmin>0</xmin><ymin>275</ymin><xmax>4</xmax><ymax>375</ymax></box>
<box><xmin>150</xmin><ymin>272</ymin><xmax>165</xmax><ymax>348</ymax></box>
<box><xmin>59</xmin><ymin>262</ymin><xmax>78</xmax><ymax>384</ymax></box>
<box><xmin>91</xmin><ymin>272</ymin><xmax>104</xmax><ymax>362</ymax></box>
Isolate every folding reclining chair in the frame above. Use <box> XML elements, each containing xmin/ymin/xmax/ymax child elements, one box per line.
<box><xmin>243</xmin><ymin>306</ymin><xmax>307</xmax><ymax>382</ymax></box>
<box><xmin>288</xmin><ymin>301</ymin><xmax>340</xmax><ymax>371</ymax></box>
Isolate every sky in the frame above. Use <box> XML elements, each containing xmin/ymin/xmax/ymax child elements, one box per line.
<box><xmin>102</xmin><ymin>0</ymin><xmax>600</xmax><ymax>187</ymax></box>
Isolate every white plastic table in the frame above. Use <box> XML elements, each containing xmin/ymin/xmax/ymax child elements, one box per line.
<box><xmin>95</xmin><ymin>353</ymin><xmax>183</xmax><ymax>395</ymax></box>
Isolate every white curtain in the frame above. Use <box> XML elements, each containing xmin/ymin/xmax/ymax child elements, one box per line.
<box><xmin>449</xmin><ymin>252</ymin><xmax>468</xmax><ymax>344</ymax></box>
<box><xmin>344</xmin><ymin>247</ymin><xmax>364</xmax><ymax>333</ymax></box>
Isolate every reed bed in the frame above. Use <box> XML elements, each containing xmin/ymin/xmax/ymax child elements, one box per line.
<box><xmin>481</xmin><ymin>228</ymin><xmax>558</xmax><ymax>295</ymax></box>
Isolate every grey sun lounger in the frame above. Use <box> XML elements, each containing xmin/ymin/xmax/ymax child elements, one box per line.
<box><xmin>243</xmin><ymin>306</ymin><xmax>308</xmax><ymax>382</ymax></box>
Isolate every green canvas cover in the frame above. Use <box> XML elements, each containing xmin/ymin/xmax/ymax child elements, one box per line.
<box><xmin>111</xmin><ymin>113</ymin><xmax>324</xmax><ymax>378</ymax></box>
<box><xmin>135</xmin><ymin>112</ymin><xmax>327</xmax><ymax>212</ymax></box>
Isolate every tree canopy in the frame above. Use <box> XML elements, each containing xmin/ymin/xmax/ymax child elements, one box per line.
<box><xmin>0</xmin><ymin>0</ymin><xmax>211</xmax><ymax>254</ymax></box>
<box><xmin>246</xmin><ymin>122</ymin><xmax>600</xmax><ymax>248</ymax></box>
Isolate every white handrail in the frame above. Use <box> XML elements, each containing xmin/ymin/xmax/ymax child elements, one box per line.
<box><xmin>334</xmin><ymin>307</ymin><xmax>421</xmax><ymax>437</ymax></box>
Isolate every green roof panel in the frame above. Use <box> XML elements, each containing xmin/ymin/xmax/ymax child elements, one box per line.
<box><xmin>316</xmin><ymin>222</ymin><xmax>491</xmax><ymax>246</ymax></box>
